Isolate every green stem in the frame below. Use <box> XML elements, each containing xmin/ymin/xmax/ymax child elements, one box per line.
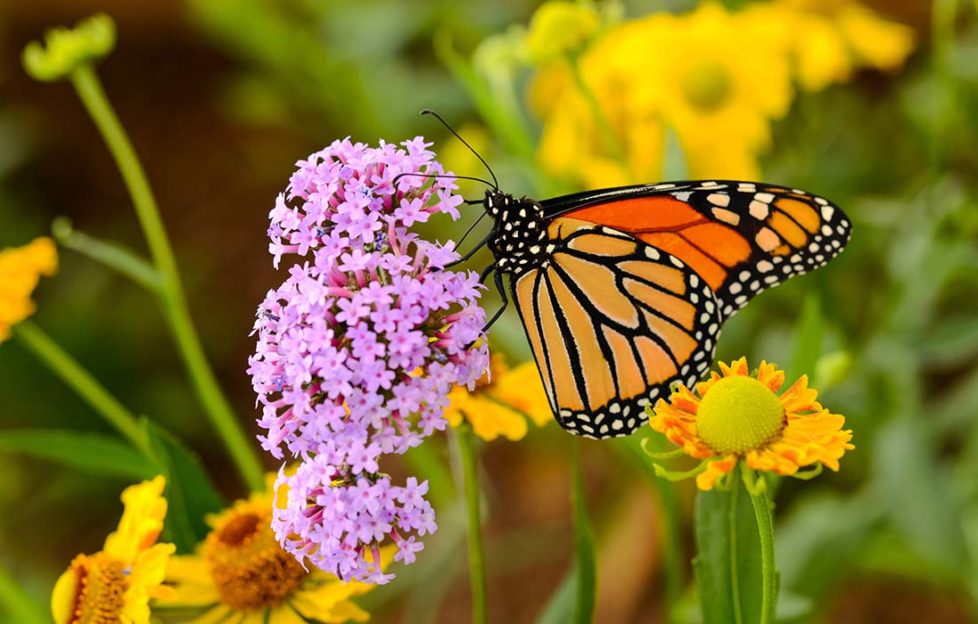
<box><xmin>565</xmin><ymin>55</ymin><xmax>630</xmax><ymax>171</ymax></box>
<box><xmin>742</xmin><ymin>466</ymin><xmax>777</xmax><ymax>624</ymax></box>
<box><xmin>68</xmin><ymin>64</ymin><xmax>263</xmax><ymax>491</ymax></box>
<box><xmin>13</xmin><ymin>321</ymin><xmax>148</xmax><ymax>454</ymax></box>
<box><xmin>728</xmin><ymin>470</ymin><xmax>744</xmax><ymax>624</ymax></box>
<box><xmin>51</xmin><ymin>217</ymin><xmax>161</xmax><ymax>292</ymax></box>
<box><xmin>571</xmin><ymin>440</ymin><xmax>596</xmax><ymax>624</ymax></box>
<box><xmin>455</xmin><ymin>424</ymin><xmax>488</xmax><ymax>624</ymax></box>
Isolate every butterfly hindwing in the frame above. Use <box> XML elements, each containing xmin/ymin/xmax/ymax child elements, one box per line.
<box><xmin>511</xmin><ymin>217</ymin><xmax>721</xmax><ymax>438</ymax></box>
<box><xmin>541</xmin><ymin>180</ymin><xmax>852</xmax><ymax>320</ymax></box>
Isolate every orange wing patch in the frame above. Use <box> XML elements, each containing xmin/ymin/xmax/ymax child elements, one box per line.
<box><xmin>565</xmin><ymin>196</ymin><xmax>703</xmax><ymax>231</ymax></box>
<box><xmin>564</xmin><ymin>198</ymin><xmax>752</xmax><ymax>291</ymax></box>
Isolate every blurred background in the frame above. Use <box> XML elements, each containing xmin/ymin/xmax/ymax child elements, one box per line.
<box><xmin>1</xmin><ymin>0</ymin><xmax>977</xmax><ymax>622</ymax></box>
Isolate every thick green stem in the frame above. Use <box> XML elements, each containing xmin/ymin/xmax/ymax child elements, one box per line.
<box><xmin>742</xmin><ymin>466</ymin><xmax>777</xmax><ymax>624</ymax></box>
<box><xmin>456</xmin><ymin>424</ymin><xmax>488</xmax><ymax>624</ymax></box>
<box><xmin>68</xmin><ymin>64</ymin><xmax>263</xmax><ymax>491</ymax></box>
<box><xmin>571</xmin><ymin>440</ymin><xmax>596</xmax><ymax>624</ymax></box>
<box><xmin>13</xmin><ymin>321</ymin><xmax>148</xmax><ymax>454</ymax></box>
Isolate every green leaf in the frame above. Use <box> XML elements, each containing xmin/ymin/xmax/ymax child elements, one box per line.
<box><xmin>777</xmin><ymin>491</ymin><xmax>883</xmax><ymax>600</ymax></box>
<box><xmin>433</xmin><ymin>31</ymin><xmax>534</xmax><ymax>161</ymax></box>
<box><xmin>0</xmin><ymin>429</ymin><xmax>157</xmax><ymax>480</ymax></box>
<box><xmin>537</xmin><ymin>566</ymin><xmax>579</xmax><ymax>624</ymax></box>
<box><xmin>788</xmin><ymin>293</ymin><xmax>824</xmax><ymax>384</ymax></box>
<box><xmin>143</xmin><ymin>419</ymin><xmax>226</xmax><ymax>553</ymax></box>
<box><xmin>694</xmin><ymin>478</ymin><xmax>764</xmax><ymax>624</ymax></box>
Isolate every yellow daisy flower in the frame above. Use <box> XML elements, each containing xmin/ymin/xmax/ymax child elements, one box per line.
<box><xmin>160</xmin><ymin>478</ymin><xmax>389</xmax><ymax>623</ymax></box>
<box><xmin>649</xmin><ymin>357</ymin><xmax>853</xmax><ymax>490</ymax></box>
<box><xmin>0</xmin><ymin>237</ymin><xmax>58</xmax><ymax>343</ymax></box>
<box><xmin>51</xmin><ymin>476</ymin><xmax>175</xmax><ymax>624</ymax></box>
<box><xmin>531</xmin><ymin>3</ymin><xmax>794</xmax><ymax>186</ymax></box>
<box><xmin>525</xmin><ymin>1</ymin><xmax>601</xmax><ymax>63</ymax></box>
<box><xmin>445</xmin><ymin>354</ymin><xmax>551</xmax><ymax>441</ymax></box>
<box><xmin>746</xmin><ymin>0</ymin><xmax>915</xmax><ymax>91</ymax></box>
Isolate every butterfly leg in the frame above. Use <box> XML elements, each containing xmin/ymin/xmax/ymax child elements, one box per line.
<box><xmin>445</xmin><ymin>228</ymin><xmax>496</xmax><ymax>269</ymax></box>
<box><xmin>481</xmin><ymin>269</ymin><xmax>509</xmax><ymax>333</ymax></box>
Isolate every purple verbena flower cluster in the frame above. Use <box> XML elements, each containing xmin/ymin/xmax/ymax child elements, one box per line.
<box><xmin>248</xmin><ymin>137</ymin><xmax>488</xmax><ymax>583</ymax></box>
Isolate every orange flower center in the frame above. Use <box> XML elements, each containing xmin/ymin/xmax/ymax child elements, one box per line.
<box><xmin>205</xmin><ymin>510</ymin><xmax>308</xmax><ymax>611</ymax></box>
<box><xmin>64</xmin><ymin>553</ymin><xmax>128</xmax><ymax>624</ymax></box>
<box><xmin>696</xmin><ymin>376</ymin><xmax>785</xmax><ymax>454</ymax></box>
<box><xmin>681</xmin><ymin>60</ymin><xmax>733</xmax><ymax>113</ymax></box>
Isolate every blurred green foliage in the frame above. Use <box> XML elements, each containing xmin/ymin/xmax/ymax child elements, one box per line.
<box><xmin>2</xmin><ymin>0</ymin><xmax>978</xmax><ymax>622</ymax></box>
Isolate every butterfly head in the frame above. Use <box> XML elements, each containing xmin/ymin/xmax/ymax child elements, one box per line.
<box><xmin>484</xmin><ymin>190</ymin><xmax>551</xmax><ymax>274</ymax></box>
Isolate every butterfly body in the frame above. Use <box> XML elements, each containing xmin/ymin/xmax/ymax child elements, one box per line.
<box><xmin>480</xmin><ymin>180</ymin><xmax>851</xmax><ymax>439</ymax></box>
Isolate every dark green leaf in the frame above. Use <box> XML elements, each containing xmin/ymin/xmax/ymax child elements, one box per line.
<box><xmin>0</xmin><ymin>429</ymin><xmax>156</xmax><ymax>480</ymax></box>
<box><xmin>694</xmin><ymin>477</ymin><xmax>763</xmax><ymax>624</ymax></box>
<box><xmin>143</xmin><ymin>419</ymin><xmax>226</xmax><ymax>553</ymax></box>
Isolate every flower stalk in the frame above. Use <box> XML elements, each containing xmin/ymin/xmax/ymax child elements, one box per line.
<box><xmin>742</xmin><ymin>466</ymin><xmax>777</xmax><ymax>624</ymax></box>
<box><xmin>571</xmin><ymin>440</ymin><xmax>596</xmax><ymax>624</ymax></box>
<box><xmin>13</xmin><ymin>320</ymin><xmax>148</xmax><ymax>454</ymax></box>
<box><xmin>456</xmin><ymin>424</ymin><xmax>488</xmax><ymax>624</ymax></box>
<box><xmin>67</xmin><ymin>63</ymin><xmax>263</xmax><ymax>491</ymax></box>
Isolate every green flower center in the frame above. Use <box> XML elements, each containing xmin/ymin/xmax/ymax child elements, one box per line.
<box><xmin>681</xmin><ymin>60</ymin><xmax>733</xmax><ymax>113</ymax></box>
<box><xmin>696</xmin><ymin>376</ymin><xmax>785</xmax><ymax>454</ymax></box>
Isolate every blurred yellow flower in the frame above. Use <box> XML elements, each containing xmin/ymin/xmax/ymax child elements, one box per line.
<box><xmin>746</xmin><ymin>0</ymin><xmax>915</xmax><ymax>91</ymax></box>
<box><xmin>531</xmin><ymin>3</ymin><xmax>794</xmax><ymax>186</ymax></box>
<box><xmin>51</xmin><ymin>476</ymin><xmax>175</xmax><ymax>624</ymax></box>
<box><xmin>0</xmin><ymin>237</ymin><xmax>58</xmax><ymax>342</ymax></box>
<box><xmin>161</xmin><ymin>477</ymin><xmax>388</xmax><ymax>623</ymax></box>
<box><xmin>649</xmin><ymin>357</ymin><xmax>853</xmax><ymax>490</ymax></box>
<box><xmin>525</xmin><ymin>1</ymin><xmax>601</xmax><ymax>62</ymax></box>
<box><xmin>445</xmin><ymin>354</ymin><xmax>551</xmax><ymax>441</ymax></box>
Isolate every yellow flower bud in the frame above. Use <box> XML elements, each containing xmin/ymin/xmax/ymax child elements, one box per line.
<box><xmin>22</xmin><ymin>13</ymin><xmax>115</xmax><ymax>82</ymax></box>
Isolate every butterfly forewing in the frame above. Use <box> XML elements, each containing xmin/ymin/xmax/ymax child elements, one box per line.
<box><xmin>541</xmin><ymin>180</ymin><xmax>852</xmax><ymax>319</ymax></box>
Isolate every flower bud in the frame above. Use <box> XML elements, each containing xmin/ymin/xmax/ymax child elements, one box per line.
<box><xmin>22</xmin><ymin>13</ymin><xmax>115</xmax><ymax>82</ymax></box>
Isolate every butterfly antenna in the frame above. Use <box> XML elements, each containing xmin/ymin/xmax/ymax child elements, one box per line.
<box><xmin>457</xmin><ymin>211</ymin><xmax>489</xmax><ymax>247</ymax></box>
<box><xmin>392</xmin><ymin>171</ymin><xmax>496</xmax><ymax>189</ymax></box>
<box><xmin>421</xmin><ymin>109</ymin><xmax>499</xmax><ymax>190</ymax></box>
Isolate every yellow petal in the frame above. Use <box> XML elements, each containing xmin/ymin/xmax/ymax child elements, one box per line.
<box><xmin>104</xmin><ymin>476</ymin><xmax>167</xmax><ymax>564</ymax></box>
<box><xmin>837</xmin><ymin>4</ymin><xmax>915</xmax><ymax>71</ymax></box>
<box><xmin>51</xmin><ymin>564</ymin><xmax>81</xmax><ymax>624</ymax></box>
<box><xmin>492</xmin><ymin>361</ymin><xmax>553</xmax><ymax>427</ymax></box>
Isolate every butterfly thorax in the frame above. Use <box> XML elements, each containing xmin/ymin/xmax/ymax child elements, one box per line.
<box><xmin>485</xmin><ymin>190</ymin><xmax>553</xmax><ymax>275</ymax></box>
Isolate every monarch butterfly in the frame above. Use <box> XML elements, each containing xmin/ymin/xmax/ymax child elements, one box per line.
<box><xmin>425</xmin><ymin>113</ymin><xmax>851</xmax><ymax>440</ymax></box>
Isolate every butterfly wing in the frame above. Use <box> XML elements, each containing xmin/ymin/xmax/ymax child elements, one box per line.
<box><xmin>541</xmin><ymin>180</ymin><xmax>851</xmax><ymax>319</ymax></box>
<box><xmin>511</xmin><ymin>218</ymin><xmax>721</xmax><ymax>438</ymax></box>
